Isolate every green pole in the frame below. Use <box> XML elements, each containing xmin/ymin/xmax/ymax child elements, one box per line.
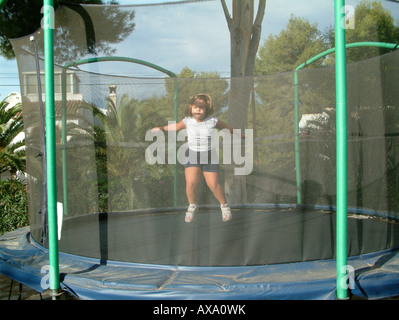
<box><xmin>61</xmin><ymin>68</ymin><xmax>68</xmax><ymax>216</ymax></box>
<box><xmin>63</xmin><ymin>56</ymin><xmax>177</xmax><ymax>78</ymax></box>
<box><xmin>294</xmin><ymin>70</ymin><xmax>302</xmax><ymax>204</ymax></box>
<box><xmin>334</xmin><ymin>0</ymin><xmax>348</xmax><ymax>300</ymax></box>
<box><xmin>296</xmin><ymin>42</ymin><xmax>398</xmax><ymax>71</ymax></box>
<box><xmin>43</xmin><ymin>0</ymin><xmax>60</xmax><ymax>297</ymax></box>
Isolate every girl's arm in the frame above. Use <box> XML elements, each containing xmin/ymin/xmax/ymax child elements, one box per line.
<box><xmin>216</xmin><ymin>119</ymin><xmax>245</xmax><ymax>138</ymax></box>
<box><xmin>216</xmin><ymin>119</ymin><xmax>234</xmax><ymax>133</ymax></box>
<box><xmin>152</xmin><ymin>119</ymin><xmax>186</xmax><ymax>132</ymax></box>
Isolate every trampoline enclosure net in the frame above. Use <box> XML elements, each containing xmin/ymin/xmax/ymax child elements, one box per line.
<box><xmin>10</xmin><ymin>1</ymin><xmax>399</xmax><ymax>266</ymax></box>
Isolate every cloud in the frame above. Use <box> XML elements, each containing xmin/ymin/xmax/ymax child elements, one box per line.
<box><xmin>114</xmin><ymin>1</ymin><xmax>230</xmax><ymax>75</ymax></box>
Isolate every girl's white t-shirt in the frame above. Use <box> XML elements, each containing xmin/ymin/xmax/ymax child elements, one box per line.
<box><xmin>183</xmin><ymin>116</ymin><xmax>218</xmax><ymax>152</ymax></box>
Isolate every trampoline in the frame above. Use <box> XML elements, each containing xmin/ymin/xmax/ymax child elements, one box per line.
<box><xmin>2</xmin><ymin>205</ymin><xmax>399</xmax><ymax>299</ymax></box>
<box><xmin>1</xmin><ymin>0</ymin><xmax>399</xmax><ymax>300</ymax></box>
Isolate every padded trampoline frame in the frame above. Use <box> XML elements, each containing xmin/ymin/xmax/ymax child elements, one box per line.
<box><xmin>1</xmin><ymin>204</ymin><xmax>399</xmax><ymax>300</ymax></box>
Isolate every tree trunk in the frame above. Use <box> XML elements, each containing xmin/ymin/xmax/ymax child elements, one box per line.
<box><xmin>221</xmin><ymin>0</ymin><xmax>266</xmax><ymax>204</ymax></box>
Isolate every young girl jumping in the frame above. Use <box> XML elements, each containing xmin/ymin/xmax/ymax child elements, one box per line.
<box><xmin>152</xmin><ymin>93</ymin><xmax>233</xmax><ymax>223</ymax></box>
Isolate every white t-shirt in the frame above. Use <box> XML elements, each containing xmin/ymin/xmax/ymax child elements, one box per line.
<box><xmin>183</xmin><ymin>116</ymin><xmax>218</xmax><ymax>152</ymax></box>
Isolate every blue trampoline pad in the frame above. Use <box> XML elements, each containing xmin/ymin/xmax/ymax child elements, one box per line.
<box><xmin>1</xmin><ymin>226</ymin><xmax>399</xmax><ymax>300</ymax></box>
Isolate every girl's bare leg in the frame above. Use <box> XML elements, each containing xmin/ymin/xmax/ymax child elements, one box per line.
<box><xmin>203</xmin><ymin>171</ymin><xmax>232</xmax><ymax>222</ymax></box>
<box><xmin>203</xmin><ymin>171</ymin><xmax>226</xmax><ymax>205</ymax></box>
<box><xmin>185</xmin><ymin>166</ymin><xmax>202</xmax><ymax>204</ymax></box>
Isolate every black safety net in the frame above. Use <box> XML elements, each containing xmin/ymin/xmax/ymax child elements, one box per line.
<box><xmin>10</xmin><ymin>0</ymin><xmax>399</xmax><ymax>266</ymax></box>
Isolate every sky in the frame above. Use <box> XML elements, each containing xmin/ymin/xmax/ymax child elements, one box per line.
<box><xmin>1</xmin><ymin>0</ymin><xmax>399</xmax><ymax>100</ymax></box>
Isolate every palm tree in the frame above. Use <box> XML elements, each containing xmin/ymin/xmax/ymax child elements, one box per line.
<box><xmin>0</xmin><ymin>98</ymin><xmax>25</xmax><ymax>176</ymax></box>
<box><xmin>92</xmin><ymin>94</ymin><xmax>171</xmax><ymax>210</ymax></box>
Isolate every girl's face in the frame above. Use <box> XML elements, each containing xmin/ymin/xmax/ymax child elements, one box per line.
<box><xmin>191</xmin><ymin>99</ymin><xmax>206</xmax><ymax>121</ymax></box>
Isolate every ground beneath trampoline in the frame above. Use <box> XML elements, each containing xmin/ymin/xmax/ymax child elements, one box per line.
<box><xmin>0</xmin><ymin>273</ymin><xmax>75</xmax><ymax>300</ymax></box>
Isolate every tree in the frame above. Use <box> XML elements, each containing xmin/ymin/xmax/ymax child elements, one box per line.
<box><xmin>90</xmin><ymin>94</ymin><xmax>174</xmax><ymax>210</ymax></box>
<box><xmin>0</xmin><ymin>98</ymin><xmax>25</xmax><ymax>175</ymax></box>
<box><xmin>255</xmin><ymin>15</ymin><xmax>328</xmax><ymax>75</ymax></box>
<box><xmin>347</xmin><ymin>0</ymin><xmax>399</xmax><ymax>61</ymax></box>
<box><xmin>221</xmin><ymin>0</ymin><xmax>266</xmax><ymax>128</ymax></box>
<box><xmin>255</xmin><ymin>15</ymin><xmax>331</xmax><ymax>118</ymax></box>
<box><xmin>0</xmin><ymin>0</ymin><xmax>135</xmax><ymax>62</ymax></box>
<box><xmin>324</xmin><ymin>0</ymin><xmax>399</xmax><ymax>62</ymax></box>
<box><xmin>165</xmin><ymin>67</ymin><xmax>229</xmax><ymax>119</ymax></box>
<box><xmin>221</xmin><ymin>0</ymin><xmax>266</xmax><ymax>204</ymax></box>
<box><xmin>250</xmin><ymin>15</ymin><xmax>334</xmax><ymax>204</ymax></box>
<box><xmin>92</xmin><ymin>95</ymin><xmax>144</xmax><ymax>210</ymax></box>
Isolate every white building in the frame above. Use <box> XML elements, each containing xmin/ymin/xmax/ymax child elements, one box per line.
<box><xmin>299</xmin><ymin>111</ymin><xmax>330</xmax><ymax>134</ymax></box>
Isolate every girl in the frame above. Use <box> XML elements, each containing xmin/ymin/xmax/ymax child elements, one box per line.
<box><xmin>152</xmin><ymin>93</ymin><xmax>233</xmax><ymax>223</ymax></box>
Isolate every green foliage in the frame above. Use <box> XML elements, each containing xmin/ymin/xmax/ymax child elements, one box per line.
<box><xmin>249</xmin><ymin>1</ymin><xmax>399</xmax><ymax>206</ymax></box>
<box><xmin>347</xmin><ymin>0</ymin><xmax>399</xmax><ymax>61</ymax></box>
<box><xmin>0</xmin><ymin>179</ymin><xmax>28</xmax><ymax>236</ymax></box>
<box><xmin>166</xmin><ymin>67</ymin><xmax>229</xmax><ymax>118</ymax></box>
<box><xmin>324</xmin><ymin>0</ymin><xmax>399</xmax><ymax>62</ymax></box>
<box><xmin>0</xmin><ymin>99</ymin><xmax>27</xmax><ymax>236</ymax></box>
<box><xmin>0</xmin><ymin>98</ymin><xmax>25</xmax><ymax>175</ymax></box>
<box><xmin>255</xmin><ymin>15</ymin><xmax>328</xmax><ymax>75</ymax></box>
<box><xmin>89</xmin><ymin>94</ymin><xmax>176</xmax><ymax>210</ymax></box>
<box><xmin>252</xmin><ymin>16</ymin><xmax>329</xmax><ymax>177</ymax></box>
<box><xmin>0</xmin><ymin>0</ymin><xmax>135</xmax><ymax>61</ymax></box>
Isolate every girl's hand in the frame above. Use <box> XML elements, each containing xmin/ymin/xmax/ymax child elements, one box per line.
<box><xmin>151</xmin><ymin>127</ymin><xmax>162</xmax><ymax>132</ymax></box>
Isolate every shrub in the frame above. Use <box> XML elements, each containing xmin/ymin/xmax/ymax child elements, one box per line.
<box><xmin>0</xmin><ymin>179</ymin><xmax>28</xmax><ymax>236</ymax></box>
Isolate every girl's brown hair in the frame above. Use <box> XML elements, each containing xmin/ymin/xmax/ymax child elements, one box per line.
<box><xmin>185</xmin><ymin>93</ymin><xmax>215</xmax><ymax>117</ymax></box>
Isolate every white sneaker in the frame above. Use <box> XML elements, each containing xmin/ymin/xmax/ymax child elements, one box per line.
<box><xmin>221</xmin><ymin>205</ymin><xmax>232</xmax><ymax>222</ymax></box>
<box><xmin>185</xmin><ymin>205</ymin><xmax>198</xmax><ymax>223</ymax></box>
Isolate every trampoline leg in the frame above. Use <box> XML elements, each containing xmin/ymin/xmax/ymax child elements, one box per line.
<box><xmin>7</xmin><ymin>279</ymin><xmax>23</xmax><ymax>300</ymax></box>
<box><xmin>7</xmin><ymin>279</ymin><xmax>13</xmax><ymax>300</ymax></box>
